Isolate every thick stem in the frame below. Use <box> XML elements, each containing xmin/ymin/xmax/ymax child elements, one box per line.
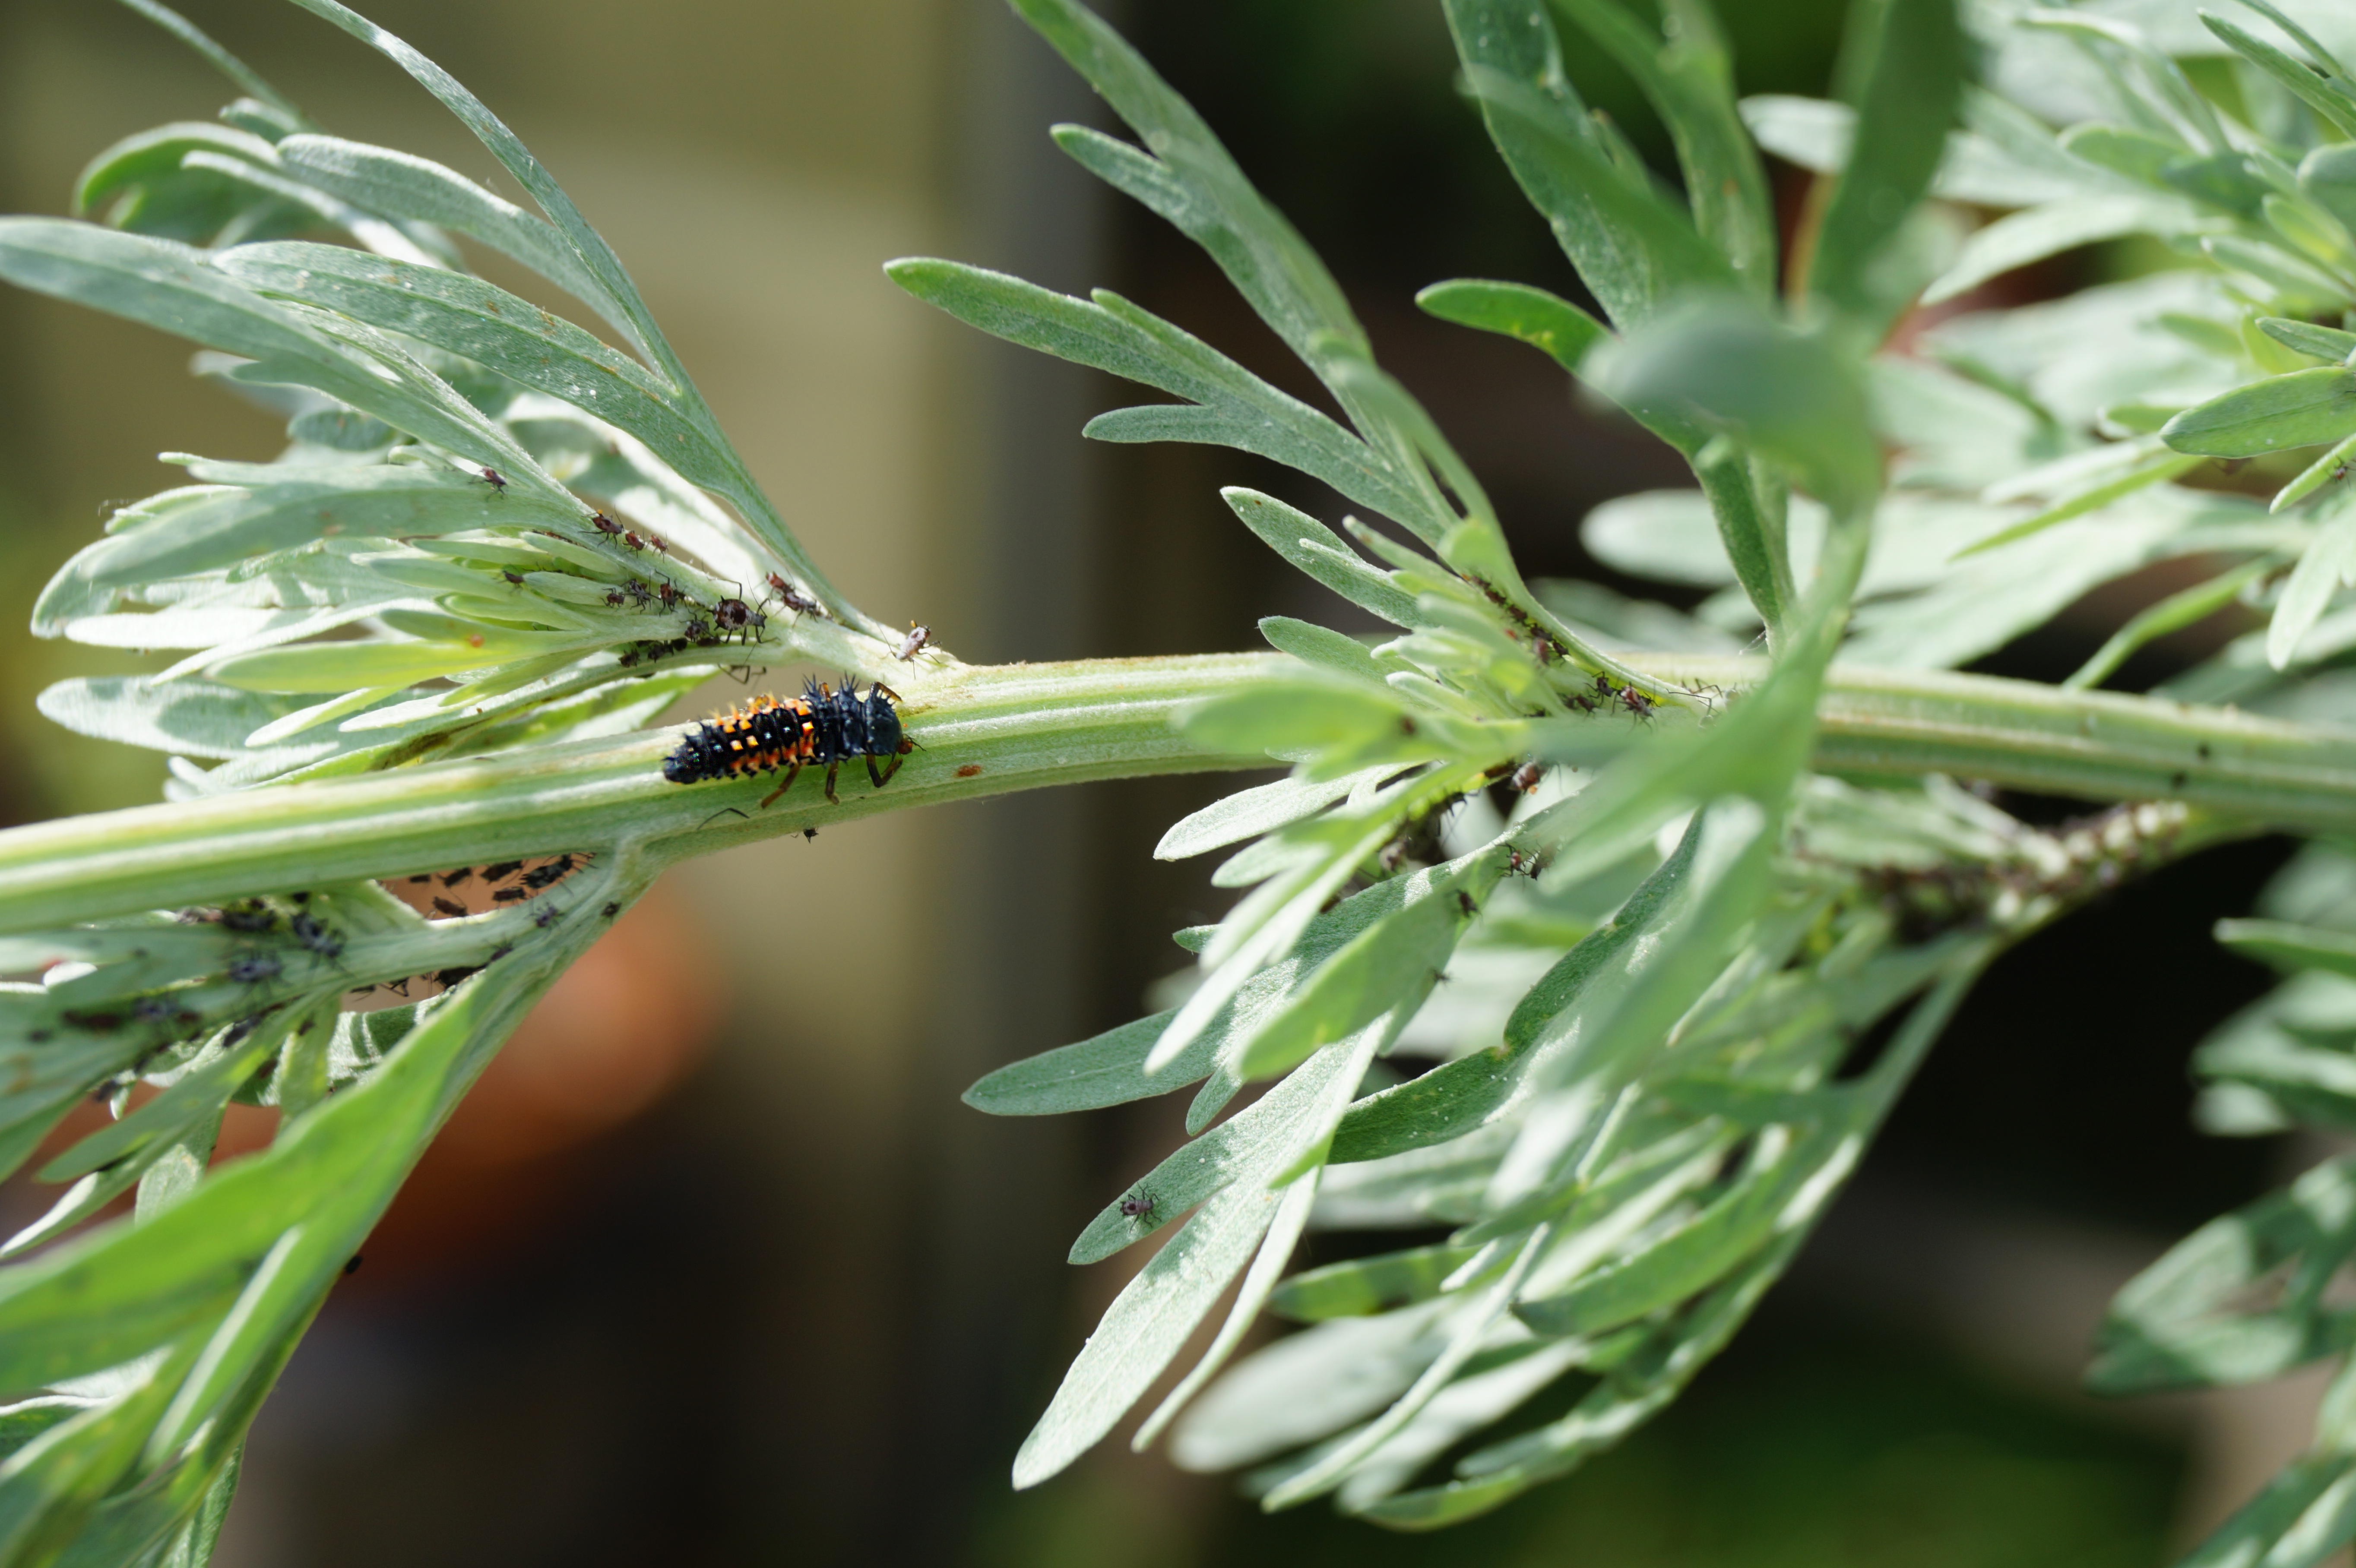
<box><xmin>8</xmin><ymin>649</ymin><xmax>2356</xmax><ymax>937</ymax></box>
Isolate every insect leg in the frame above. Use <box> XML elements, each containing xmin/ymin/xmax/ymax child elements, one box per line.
<box><xmin>759</xmin><ymin>761</ymin><xmax>803</xmax><ymax>810</ymax></box>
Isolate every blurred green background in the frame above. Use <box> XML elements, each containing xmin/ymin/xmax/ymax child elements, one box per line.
<box><xmin>0</xmin><ymin>0</ymin><xmax>2319</xmax><ymax>1562</ymax></box>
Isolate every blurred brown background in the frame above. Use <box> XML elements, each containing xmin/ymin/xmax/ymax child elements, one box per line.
<box><xmin>0</xmin><ymin>0</ymin><xmax>2328</xmax><ymax>1562</ymax></box>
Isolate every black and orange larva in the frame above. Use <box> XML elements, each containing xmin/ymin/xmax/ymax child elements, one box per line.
<box><xmin>663</xmin><ymin>677</ymin><xmax>912</xmax><ymax>806</ymax></box>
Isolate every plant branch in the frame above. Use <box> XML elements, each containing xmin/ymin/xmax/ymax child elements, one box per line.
<box><xmin>11</xmin><ymin>649</ymin><xmax>2356</xmax><ymax>938</ymax></box>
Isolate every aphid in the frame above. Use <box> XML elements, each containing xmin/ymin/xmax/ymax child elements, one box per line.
<box><xmin>64</xmin><ymin>1009</ymin><xmax>125</xmax><ymax>1032</ymax></box>
<box><xmin>432</xmin><ymin>965</ymin><xmax>481</xmax><ymax>989</ymax></box>
<box><xmin>218</xmin><ymin>903</ymin><xmax>276</xmax><ymax>935</ymax></box>
<box><xmin>1619</xmin><ymin>686</ymin><xmax>1656</xmax><ymax>719</ymax></box>
<box><xmin>1119</xmin><ymin>1193</ymin><xmax>1156</xmax><ymax>1220</ymax></box>
<box><xmin>624</xmin><ymin>579</ymin><xmax>653</xmax><ymax>609</ymax></box>
<box><xmin>895</xmin><ymin>623</ymin><xmax>932</xmax><ymax>661</ymax></box>
<box><xmin>1510</xmin><ymin>762</ymin><xmax>1544</xmax><ymax>794</ymax></box>
<box><xmin>713</xmin><ymin>597</ymin><xmax>755</xmax><ymax>635</ymax></box>
<box><xmin>228</xmin><ymin>955</ymin><xmax>282</xmax><ymax>986</ymax></box>
<box><xmin>533</xmin><ymin>904</ymin><xmax>562</xmax><ymax>929</ymax></box>
<box><xmin>685</xmin><ymin>616</ymin><xmax>713</xmax><ymax>643</ymax></box>
<box><xmin>1507</xmin><ymin>847</ymin><xmax>1542</xmax><ymax>879</ymax></box>
<box><xmin>602</xmin><ymin>902</ymin><xmax>621</xmax><ymax>919</ymax></box>
<box><xmin>493</xmin><ymin>887</ymin><xmax>528</xmax><ymax>904</ymax></box>
<box><xmin>650</xmin><ymin>535</ymin><xmax>670</xmax><ymax>553</ymax></box>
<box><xmin>484</xmin><ymin>861</ymin><xmax>524</xmax><ymax>882</ymax></box>
<box><xmin>766</xmin><ymin>572</ymin><xmax>821</xmax><ymax>615</ymax></box>
<box><xmin>605</xmin><ymin>589</ymin><xmax>627</xmax><ymax>607</ymax></box>
<box><xmin>661</xmin><ymin>677</ymin><xmax>913</xmax><ymax>807</ymax></box>
<box><xmin>955</xmin><ymin>763</ymin><xmax>983</xmax><ymax>778</ymax></box>
<box><xmin>441</xmin><ymin>867</ymin><xmax>474</xmax><ymax>889</ymax></box>
<box><xmin>592</xmin><ymin>512</ymin><xmax>623</xmax><ymax>537</ymax></box>
<box><xmin>656</xmin><ymin>582</ymin><xmax>681</xmax><ymax>609</ymax></box>
<box><xmin>521</xmin><ymin>857</ymin><xmax>575</xmax><ymax>891</ymax></box>
<box><xmin>478</xmin><ymin>466</ymin><xmax>508</xmax><ymax>494</ymax></box>
<box><xmin>623</xmin><ymin>531</ymin><xmax>647</xmax><ymax>551</ymax></box>
<box><xmin>290</xmin><ymin>912</ymin><xmax>343</xmax><ymax>961</ymax></box>
<box><xmin>619</xmin><ymin>651</ymin><xmax>641</xmax><ymax>667</ymax></box>
<box><xmin>1593</xmin><ymin>673</ymin><xmax>1618</xmax><ymax>701</ymax></box>
<box><xmin>502</xmin><ymin>569</ymin><xmax>526</xmax><ymax>586</ymax></box>
<box><xmin>343</xmin><ymin>1255</ymin><xmax>364</xmax><ymax>1276</ymax></box>
<box><xmin>406</xmin><ymin>875</ymin><xmax>431</xmax><ymax>885</ymax></box>
<box><xmin>1456</xmin><ymin>890</ymin><xmax>1479</xmax><ymax>918</ymax></box>
<box><xmin>431</xmin><ymin>896</ymin><xmax>466</xmax><ymax>918</ymax></box>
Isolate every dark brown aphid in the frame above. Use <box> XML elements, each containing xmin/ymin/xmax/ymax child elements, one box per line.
<box><xmin>218</xmin><ymin>903</ymin><xmax>276</xmax><ymax>935</ymax></box>
<box><xmin>623</xmin><ymin>531</ymin><xmax>646</xmax><ymax>551</ymax></box>
<box><xmin>227</xmin><ymin>955</ymin><xmax>281</xmax><ymax>986</ymax></box>
<box><xmin>1455</xmin><ymin>890</ymin><xmax>1479</xmax><ymax>918</ymax></box>
<box><xmin>592</xmin><ymin>512</ymin><xmax>623</xmax><ymax>536</ymax></box>
<box><xmin>502</xmin><ymin>569</ymin><xmax>526</xmax><ymax>586</ymax></box>
<box><xmin>1119</xmin><ymin>1193</ymin><xmax>1156</xmax><ymax>1220</ymax></box>
<box><xmin>533</xmin><ymin>904</ymin><xmax>562</xmax><ymax>929</ymax></box>
<box><xmin>656</xmin><ymin>582</ymin><xmax>681</xmax><ymax>609</ymax></box>
<box><xmin>1619</xmin><ymin>687</ymin><xmax>1656</xmax><ymax>719</ymax></box>
<box><xmin>484</xmin><ymin>861</ymin><xmax>524</xmax><ymax>882</ymax></box>
<box><xmin>343</xmin><ymin>1255</ymin><xmax>364</xmax><ymax>1276</ymax></box>
<box><xmin>290</xmin><ymin>912</ymin><xmax>343</xmax><ymax>961</ymax></box>
<box><xmin>1511</xmin><ymin>762</ymin><xmax>1543</xmax><ymax>794</ymax></box>
<box><xmin>765</xmin><ymin>572</ymin><xmax>821</xmax><ymax>615</ymax></box>
<box><xmin>432</xmin><ymin>965</ymin><xmax>481</xmax><ymax>988</ymax></box>
<box><xmin>624</xmin><ymin>580</ymin><xmax>653</xmax><ymax>609</ymax></box>
<box><xmin>896</xmin><ymin>624</ymin><xmax>931</xmax><ymax>661</ymax></box>
<box><xmin>406</xmin><ymin>875</ymin><xmax>431</xmax><ymax>885</ymax></box>
<box><xmin>605</xmin><ymin>589</ymin><xmax>627</xmax><ymax>607</ymax></box>
<box><xmin>431</xmin><ymin>896</ymin><xmax>466</xmax><ymax>918</ymax></box>
<box><xmin>955</xmin><ymin>763</ymin><xmax>983</xmax><ymax>778</ymax></box>
<box><xmin>602</xmin><ymin>902</ymin><xmax>620</xmax><ymax>919</ymax></box>
<box><xmin>478</xmin><ymin>466</ymin><xmax>507</xmax><ymax>493</ymax></box>
<box><xmin>441</xmin><ymin>868</ymin><xmax>473</xmax><ymax>889</ymax></box>
<box><xmin>685</xmin><ymin>616</ymin><xmax>712</xmax><ymax>642</ymax></box>
<box><xmin>493</xmin><ymin>887</ymin><xmax>528</xmax><ymax>904</ymax></box>
<box><xmin>714</xmin><ymin>597</ymin><xmax>753</xmax><ymax>632</ymax></box>
<box><xmin>619</xmin><ymin>651</ymin><xmax>641</xmax><ymax>667</ymax></box>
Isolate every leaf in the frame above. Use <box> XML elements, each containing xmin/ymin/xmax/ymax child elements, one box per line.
<box><xmin>1922</xmin><ymin>195</ymin><xmax>2204</xmax><ymax>305</ymax></box>
<box><xmin>1413</xmin><ymin>280</ymin><xmax>1609</xmax><ymax>373</ymax></box>
<box><xmin>271</xmin><ymin>135</ymin><xmax>624</xmax><ymax>334</ymax></box>
<box><xmin>1013</xmin><ymin>1179</ymin><xmax>1287</xmax><ymax>1489</ymax></box>
<box><xmin>1220</xmin><ymin>490</ymin><xmax>1426</xmax><ymax>628</ymax></box>
<box><xmin>2174</xmin><ymin>1451</ymin><xmax>2356</xmax><ymax>1568</ymax></box>
<box><xmin>1154</xmin><ymin>765</ymin><xmax>1402</xmax><ymax>863</ymax></box>
<box><xmin>212</xmin><ymin>244</ymin><xmax>725</xmax><ymax>490</ymax></box>
<box><xmin>2269</xmin><ymin>493</ymin><xmax>2356</xmax><ymax>670</ymax></box>
<box><xmin>1586</xmin><ymin>295</ymin><xmax>1879</xmax><ymax>523</ymax></box>
<box><xmin>2164</xmin><ymin>368</ymin><xmax>2356</xmax><ymax>459</ymax></box>
<box><xmin>1804</xmin><ymin>0</ymin><xmax>1963</xmax><ymax>332</ymax></box>
<box><xmin>961</xmin><ymin>1008</ymin><xmax>1200</xmax><ymax>1116</ymax></box>
<box><xmin>886</xmin><ymin>262</ymin><xmax>1433</xmax><ymax>534</ymax></box>
<box><xmin>2089</xmin><ymin>1154</ymin><xmax>2356</xmax><ymax>1395</ymax></box>
<box><xmin>1269</xmin><ymin>1243</ymin><xmax>1487</xmax><ymax>1323</ymax></box>
<box><xmin>35</xmin><ymin>679</ymin><xmax>307</xmax><ymax>761</ymax></box>
<box><xmin>1258</xmin><ymin>617</ymin><xmax>1392</xmax><ymax>689</ymax></box>
<box><xmin>2261</xmin><ymin>317</ymin><xmax>2356</xmax><ymax>365</ymax></box>
<box><xmin>1442</xmin><ymin>0</ymin><xmax>1738</xmax><ymax>329</ymax></box>
<box><xmin>2218</xmin><ymin>918</ymin><xmax>2356</xmax><ymax>982</ymax></box>
<box><xmin>1545</xmin><ymin>0</ymin><xmax>1775</xmax><ymax>290</ymax></box>
<box><xmin>1171</xmin><ymin>1302</ymin><xmax>1456</xmax><ymax>1473</ymax></box>
<box><xmin>1069</xmin><ymin>1024</ymin><xmax>1389</xmax><ymax>1265</ymax></box>
<box><xmin>2202</xmin><ymin>13</ymin><xmax>2356</xmax><ymax>143</ymax></box>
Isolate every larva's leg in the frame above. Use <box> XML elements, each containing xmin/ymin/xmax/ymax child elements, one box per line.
<box><xmin>823</xmin><ymin>762</ymin><xmax>842</xmax><ymax>805</ymax></box>
<box><xmin>760</xmin><ymin>761</ymin><xmax>802</xmax><ymax>809</ymax></box>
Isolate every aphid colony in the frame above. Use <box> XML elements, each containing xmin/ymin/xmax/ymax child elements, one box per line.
<box><xmin>663</xmin><ymin>677</ymin><xmax>912</xmax><ymax>806</ymax></box>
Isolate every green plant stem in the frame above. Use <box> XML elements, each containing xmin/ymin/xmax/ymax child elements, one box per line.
<box><xmin>0</xmin><ymin>654</ymin><xmax>1280</xmax><ymax>933</ymax></box>
<box><xmin>13</xmin><ymin>650</ymin><xmax>2356</xmax><ymax>938</ymax></box>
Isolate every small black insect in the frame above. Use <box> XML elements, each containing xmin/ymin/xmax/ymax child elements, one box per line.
<box><xmin>602</xmin><ymin>902</ymin><xmax>621</xmax><ymax>919</ymax></box>
<box><xmin>432</xmin><ymin>965</ymin><xmax>481</xmax><ymax>989</ymax></box>
<box><xmin>406</xmin><ymin>875</ymin><xmax>432</xmax><ymax>885</ymax></box>
<box><xmin>493</xmin><ymin>887</ymin><xmax>528</xmax><ymax>904</ymax></box>
<box><xmin>431</xmin><ymin>896</ymin><xmax>466</xmax><ymax>918</ymax></box>
<box><xmin>533</xmin><ymin>904</ymin><xmax>561</xmax><ymax>929</ymax></box>
<box><xmin>441</xmin><ymin>867</ymin><xmax>474</xmax><ymax>889</ymax></box>
<box><xmin>685</xmin><ymin>616</ymin><xmax>713</xmax><ymax>643</ymax></box>
<box><xmin>625</xmin><ymin>579</ymin><xmax>653</xmax><ymax>609</ymax></box>
<box><xmin>290</xmin><ymin>912</ymin><xmax>343</xmax><ymax>961</ymax></box>
<box><xmin>343</xmin><ymin>1254</ymin><xmax>364</xmax><ymax>1276</ymax></box>
<box><xmin>502</xmin><ymin>569</ymin><xmax>526</xmax><ymax>586</ymax></box>
<box><xmin>478</xmin><ymin>466</ymin><xmax>508</xmax><ymax>494</ymax></box>
<box><xmin>895</xmin><ymin>623</ymin><xmax>931</xmax><ymax>661</ymax></box>
<box><xmin>1119</xmin><ymin>1193</ymin><xmax>1156</xmax><ymax>1220</ymax></box>
<box><xmin>218</xmin><ymin>902</ymin><xmax>277</xmax><ymax>935</ymax></box>
<box><xmin>605</xmin><ymin>589</ymin><xmax>627</xmax><ymax>607</ymax></box>
<box><xmin>228</xmin><ymin>955</ymin><xmax>282</xmax><ymax>985</ymax></box>
<box><xmin>591</xmin><ymin>512</ymin><xmax>623</xmax><ymax>537</ymax></box>
<box><xmin>484</xmin><ymin>861</ymin><xmax>524</xmax><ymax>882</ymax></box>
<box><xmin>656</xmin><ymin>581</ymin><xmax>681</xmax><ymax>610</ymax></box>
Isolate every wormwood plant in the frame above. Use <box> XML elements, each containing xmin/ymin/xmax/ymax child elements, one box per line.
<box><xmin>10</xmin><ymin>0</ymin><xmax>2356</xmax><ymax>1559</ymax></box>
